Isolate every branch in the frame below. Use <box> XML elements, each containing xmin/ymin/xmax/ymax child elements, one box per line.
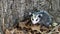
<box><xmin>48</xmin><ymin>24</ymin><xmax>60</xmax><ymax>34</ymax></box>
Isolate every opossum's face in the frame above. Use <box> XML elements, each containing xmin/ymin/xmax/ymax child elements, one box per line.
<box><xmin>31</xmin><ymin>14</ymin><xmax>43</xmax><ymax>24</ymax></box>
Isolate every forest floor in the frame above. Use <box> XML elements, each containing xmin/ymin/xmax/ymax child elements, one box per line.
<box><xmin>4</xmin><ymin>19</ymin><xmax>60</xmax><ymax>34</ymax></box>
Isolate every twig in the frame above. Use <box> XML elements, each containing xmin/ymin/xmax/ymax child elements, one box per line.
<box><xmin>48</xmin><ymin>24</ymin><xmax>60</xmax><ymax>34</ymax></box>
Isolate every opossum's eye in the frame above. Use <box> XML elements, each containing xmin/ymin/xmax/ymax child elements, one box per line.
<box><xmin>36</xmin><ymin>19</ymin><xmax>38</xmax><ymax>21</ymax></box>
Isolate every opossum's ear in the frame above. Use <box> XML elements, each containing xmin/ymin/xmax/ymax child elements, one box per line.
<box><xmin>29</xmin><ymin>12</ymin><xmax>33</xmax><ymax>16</ymax></box>
<box><xmin>37</xmin><ymin>14</ymin><xmax>43</xmax><ymax>18</ymax></box>
<box><xmin>29</xmin><ymin>12</ymin><xmax>32</xmax><ymax>15</ymax></box>
<box><xmin>40</xmin><ymin>14</ymin><xmax>43</xmax><ymax>17</ymax></box>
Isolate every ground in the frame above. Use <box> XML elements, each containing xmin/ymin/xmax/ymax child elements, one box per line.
<box><xmin>4</xmin><ymin>19</ymin><xmax>60</xmax><ymax>34</ymax></box>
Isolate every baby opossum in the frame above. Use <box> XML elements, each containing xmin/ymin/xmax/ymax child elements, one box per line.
<box><xmin>30</xmin><ymin>10</ymin><xmax>52</xmax><ymax>27</ymax></box>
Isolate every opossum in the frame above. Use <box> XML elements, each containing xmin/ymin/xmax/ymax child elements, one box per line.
<box><xmin>30</xmin><ymin>10</ymin><xmax>52</xmax><ymax>27</ymax></box>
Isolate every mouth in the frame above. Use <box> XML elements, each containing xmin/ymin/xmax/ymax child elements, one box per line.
<box><xmin>32</xmin><ymin>23</ymin><xmax>36</xmax><ymax>24</ymax></box>
<box><xmin>32</xmin><ymin>21</ymin><xmax>38</xmax><ymax>24</ymax></box>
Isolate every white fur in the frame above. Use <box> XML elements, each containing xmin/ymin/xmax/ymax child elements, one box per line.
<box><xmin>31</xmin><ymin>15</ymin><xmax>40</xmax><ymax>24</ymax></box>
